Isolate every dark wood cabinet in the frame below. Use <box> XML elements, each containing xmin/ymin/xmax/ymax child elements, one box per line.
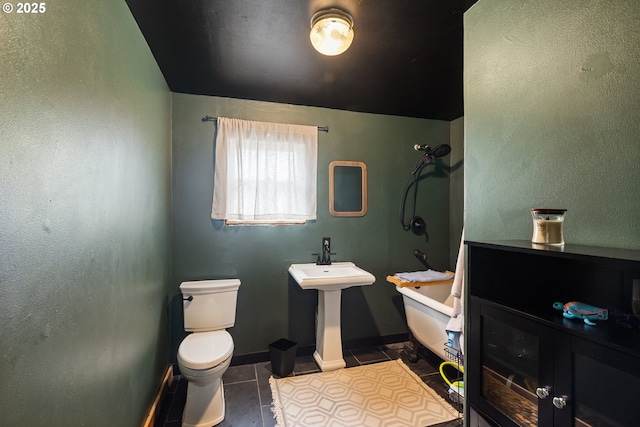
<box><xmin>466</xmin><ymin>241</ymin><xmax>640</xmax><ymax>427</ymax></box>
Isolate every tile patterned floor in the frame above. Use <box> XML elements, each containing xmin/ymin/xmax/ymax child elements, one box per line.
<box><xmin>156</xmin><ymin>342</ymin><xmax>463</xmax><ymax>427</ymax></box>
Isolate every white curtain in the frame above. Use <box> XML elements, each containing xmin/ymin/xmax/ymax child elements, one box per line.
<box><xmin>211</xmin><ymin>117</ymin><xmax>318</xmax><ymax>222</ymax></box>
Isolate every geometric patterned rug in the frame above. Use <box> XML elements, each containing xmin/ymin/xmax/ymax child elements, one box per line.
<box><xmin>269</xmin><ymin>359</ymin><xmax>459</xmax><ymax>427</ymax></box>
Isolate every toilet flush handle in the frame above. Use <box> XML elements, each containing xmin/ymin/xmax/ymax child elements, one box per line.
<box><xmin>183</xmin><ymin>295</ymin><xmax>193</xmax><ymax>302</ymax></box>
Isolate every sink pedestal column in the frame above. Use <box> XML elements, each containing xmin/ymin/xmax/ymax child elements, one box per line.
<box><xmin>313</xmin><ymin>289</ymin><xmax>346</xmax><ymax>371</ymax></box>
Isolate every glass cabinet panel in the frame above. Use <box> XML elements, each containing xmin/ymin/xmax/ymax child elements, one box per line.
<box><xmin>481</xmin><ymin>315</ymin><xmax>539</xmax><ymax>426</ymax></box>
<box><xmin>573</xmin><ymin>338</ymin><xmax>640</xmax><ymax>427</ymax></box>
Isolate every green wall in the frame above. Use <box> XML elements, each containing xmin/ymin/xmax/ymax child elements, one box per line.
<box><xmin>464</xmin><ymin>0</ymin><xmax>640</xmax><ymax>249</ymax></box>
<box><xmin>0</xmin><ymin>2</ymin><xmax>172</xmax><ymax>426</ymax></box>
<box><xmin>171</xmin><ymin>93</ymin><xmax>461</xmax><ymax>357</ymax></box>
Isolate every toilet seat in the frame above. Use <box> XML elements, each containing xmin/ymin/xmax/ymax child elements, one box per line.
<box><xmin>178</xmin><ymin>330</ymin><xmax>234</xmax><ymax>370</ymax></box>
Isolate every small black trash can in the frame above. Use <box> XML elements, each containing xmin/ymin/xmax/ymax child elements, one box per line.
<box><xmin>269</xmin><ymin>338</ymin><xmax>297</xmax><ymax>377</ymax></box>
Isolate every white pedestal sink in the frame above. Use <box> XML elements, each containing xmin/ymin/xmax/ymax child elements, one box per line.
<box><xmin>288</xmin><ymin>262</ymin><xmax>376</xmax><ymax>371</ymax></box>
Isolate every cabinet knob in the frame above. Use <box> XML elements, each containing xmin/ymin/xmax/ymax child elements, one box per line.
<box><xmin>553</xmin><ymin>395</ymin><xmax>568</xmax><ymax>409</ymax></box>
<box><xmin>536</xmin><ymin>386</ymin><xmax>550</xmax><ymax>399</ymax></box>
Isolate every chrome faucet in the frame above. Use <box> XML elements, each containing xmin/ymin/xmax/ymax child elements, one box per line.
<box><xmin>315</xmin><ymin>237</ymin><xmax>334</xmax><ymax>265</ymax></box>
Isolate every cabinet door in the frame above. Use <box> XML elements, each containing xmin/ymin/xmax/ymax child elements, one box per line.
<box><xmin>468</xmin><ymin>299</ymin><xmax>555</xmax><ymax>427</ymax></box>
<box><xmin>567</xmin><ymin>336</ymin><xmax>640</xmax><ymax>427</ymax></box>
<box><xmin>469</xmin><ymin>297</ymin><xmax>640</xmax><ymax>427</ymax></box>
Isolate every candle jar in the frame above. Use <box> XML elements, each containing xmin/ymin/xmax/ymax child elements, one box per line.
<box><xmin>531</xmin><ymin>208</ymin><xmax>567</xmax><ymax>245</ymax></box>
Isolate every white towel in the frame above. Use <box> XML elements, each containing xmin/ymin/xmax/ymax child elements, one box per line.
<box><xmin>395</xmin><ymin>269</ymin><xmax>454</xmax><ymax>283</ymax></box>
<box><xmin>446</xmin><ymin>229</ymin><xmax>465</xmax><ymax>334</ymax></box>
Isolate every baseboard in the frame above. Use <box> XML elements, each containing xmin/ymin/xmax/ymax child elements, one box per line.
<box><xmin>142</xmin><ymin>365</ymin><xmax>173</xmax><ymax>427</ymax></box>
<box><xmin>230</xmin><ymin>333</ymin><xmax>409</xmax><ymax>366</ymax></box>
<box><xmin>343</xmin><ymin>333</ymin><xmax>409</xmax><ymax>351</ymax></box>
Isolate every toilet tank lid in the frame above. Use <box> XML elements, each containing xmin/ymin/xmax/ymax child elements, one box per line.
<box><xmin>180</xmin><ymin>279</ymin><xmax>241</xmax><ymax>294</ymax></box>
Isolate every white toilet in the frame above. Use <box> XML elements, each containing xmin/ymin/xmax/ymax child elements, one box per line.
<box><xmin>177</xmin><ymin>279</ymin><xmax>241</xmax><ymax>427</ymax></box>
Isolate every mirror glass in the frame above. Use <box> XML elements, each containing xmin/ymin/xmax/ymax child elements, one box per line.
<box><xmin>329</xmin><ymin>161</ymin><xmax>367</xmax><ymax>217</ymax></box>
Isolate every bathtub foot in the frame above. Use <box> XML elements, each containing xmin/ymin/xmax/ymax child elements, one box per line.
<box><xmin>408</xmin><ymin>332</ymin><xmax>419</xmax><ymax>363</ymax></box>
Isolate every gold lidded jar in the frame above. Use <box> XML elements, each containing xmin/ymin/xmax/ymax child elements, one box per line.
<box><xmin>531</xmin><ymin>208</ymin><xmax>567</xmax><ymax>245</ymax></box>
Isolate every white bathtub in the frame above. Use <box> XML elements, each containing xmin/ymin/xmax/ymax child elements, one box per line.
<box><xmin>396</xmin><ymin>283</ymin><xmax>454</xmax><ymax>361</ymax></box>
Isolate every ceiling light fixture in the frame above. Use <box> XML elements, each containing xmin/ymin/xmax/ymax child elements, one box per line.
<box><xmin>309</xmin><ymin>9</ymin><xmax>354</xmax><ymax>56</ymax></box>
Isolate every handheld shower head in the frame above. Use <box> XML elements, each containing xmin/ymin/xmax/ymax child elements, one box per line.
<box><xmin>400</xmin><ymin>142</ymin><xmax>453</xmax><ymax>235</ymax></box>
<box><xmin>413</xmin><ymin>143</ymin><xmax>451</xmax><ymax>158</ymax></box>
<box><xmin>430</xmin><ymin>144</ymin><xmax>451</xmax><ymax>158</ymax></box>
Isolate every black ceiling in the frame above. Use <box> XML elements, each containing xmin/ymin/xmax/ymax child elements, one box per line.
<box><xmin>125</xmin><ymin>0</ymin><xmax>477</xmax><ymax>121</ymax></box>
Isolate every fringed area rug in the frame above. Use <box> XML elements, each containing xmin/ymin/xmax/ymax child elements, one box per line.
<box><xmin>269</xmin><ymin>359</ymin><xmax>459</xmax><ymax>427</ymax></box>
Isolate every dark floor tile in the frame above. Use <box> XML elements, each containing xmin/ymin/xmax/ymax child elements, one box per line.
<box><xmin>291</xmin><ymin>354</ymin><xmax>320</xmax><ymax>375</ymax></box>
<box><xmin>343</xmin><ymin>351</ymin><xmax>359</xmax><ymax>368</ymax></box>
<box><xmin>217</xmin><ymin>380</ymin><xmax>262</xmax><ymax>427</ymax></box>
<box><xmin>350</xmin><ymin>346</ymin><xmax>391</xmax><ymax>364</ymax></box>
<box><xmin>432</xmin><ymin>418</ymin><xmax>464</xmax><ymax>427</ymax></box>
<box><xmin>166</xmin><ymin>378</ymin><xmax>187</xmax><ymax>423</ymax></box>
<box><xmin>380</xmin><ymin>341</ymin><xmax>408</xmax><ymax>359</ymax></box>
<box><xmin>402</xmin><ymin>353</ymin><xmax>439</xmax><ymax>376</ymax></box>
<box><xmin>256</xmin><ymin>364</ymin><xmax>277</xmax><ymax>407</ymax></box>
<box><xmin>223</xmin><ymin>363</ymin><xmax>256</xmax><ymax>384</ymax></box>
<box><xmin>420</xmin><ymin>345</ymin><xmax>449</xmax><ymax>367</ymax></box>
<box><xmin>155</xmin><ymin>398</ymin><xmax>171</xmax><ymax>426</ymax></box>
<box><xmin>261</xmin><ymin>405</ymin><xmax>277</xmax><ymax>427</ymax></box>
<box><xmin>166</xmin><ymin>374</ymin><xmax>180</xmax><ymax>393</ymax></box>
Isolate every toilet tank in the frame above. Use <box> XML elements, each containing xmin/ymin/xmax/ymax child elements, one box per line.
<box><xmin>180</xmin><ymin>279</ymin><xmax>241</xmax><ymax>332</ymax></box>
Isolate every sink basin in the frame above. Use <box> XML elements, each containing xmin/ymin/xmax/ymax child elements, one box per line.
<box><xmin>288</xmin><ymin>262</ymin><xmax>376</xmax><ymax>371</ymax></box>
<box><xmin>288</xmin><ymin>262</ymin><xmax>375</xmax><ymax>290</ymax></box>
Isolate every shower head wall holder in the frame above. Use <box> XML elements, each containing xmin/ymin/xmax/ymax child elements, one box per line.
<box><xmin>410</xmin><ymin>216</ymin><xmax>426</xmax><ymax>235</ymax></box>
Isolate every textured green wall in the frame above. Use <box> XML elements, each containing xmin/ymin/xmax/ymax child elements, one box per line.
<box><xmin>0</xmin><ymin>2</ymin><xmax>172</xmax><ymax>426</ymax></box>
<box><xmin>171</xmin><ymin>93</ymin><xmax>459</xmax><ymax>356</ymax></box>
<box><xmin>464</xmin><ymin>0</ymin><xmax>640</xmax><ymax>249</ymax></box>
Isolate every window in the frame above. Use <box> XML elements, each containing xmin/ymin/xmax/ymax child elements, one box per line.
<box><xmin>211</xmin><ymin>117</ymin><xmax>318</xmax><ymax>224</ymax></box>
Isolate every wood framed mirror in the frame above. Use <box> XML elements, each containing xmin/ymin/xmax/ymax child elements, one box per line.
<box><xmin>329</xmin><ymin>161</ymin><xmax>368</xmax><ymax>217</ymax></box>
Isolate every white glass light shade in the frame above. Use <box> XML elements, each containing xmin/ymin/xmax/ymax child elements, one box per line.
<box><xmin>309</xmin><ymin>9</ymin><xmax>354</xmax><ymax>56</ymax></box>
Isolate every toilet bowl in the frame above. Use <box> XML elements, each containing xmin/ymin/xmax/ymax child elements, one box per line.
<box><xmin>178</xmin><ymin>331</ymin><xmax>234</xmax><ymax>427</ymax></box>
<box><xmin>177</xmin><ymin>279</ymin><xmax>240</xmax><ymax>427</ymax></box>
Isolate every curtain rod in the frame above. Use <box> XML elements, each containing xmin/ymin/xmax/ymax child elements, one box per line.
<box><xmin>201</xmin><ymin>115</ymin><xmax>329</xmax><ymax>133</ymax></box>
